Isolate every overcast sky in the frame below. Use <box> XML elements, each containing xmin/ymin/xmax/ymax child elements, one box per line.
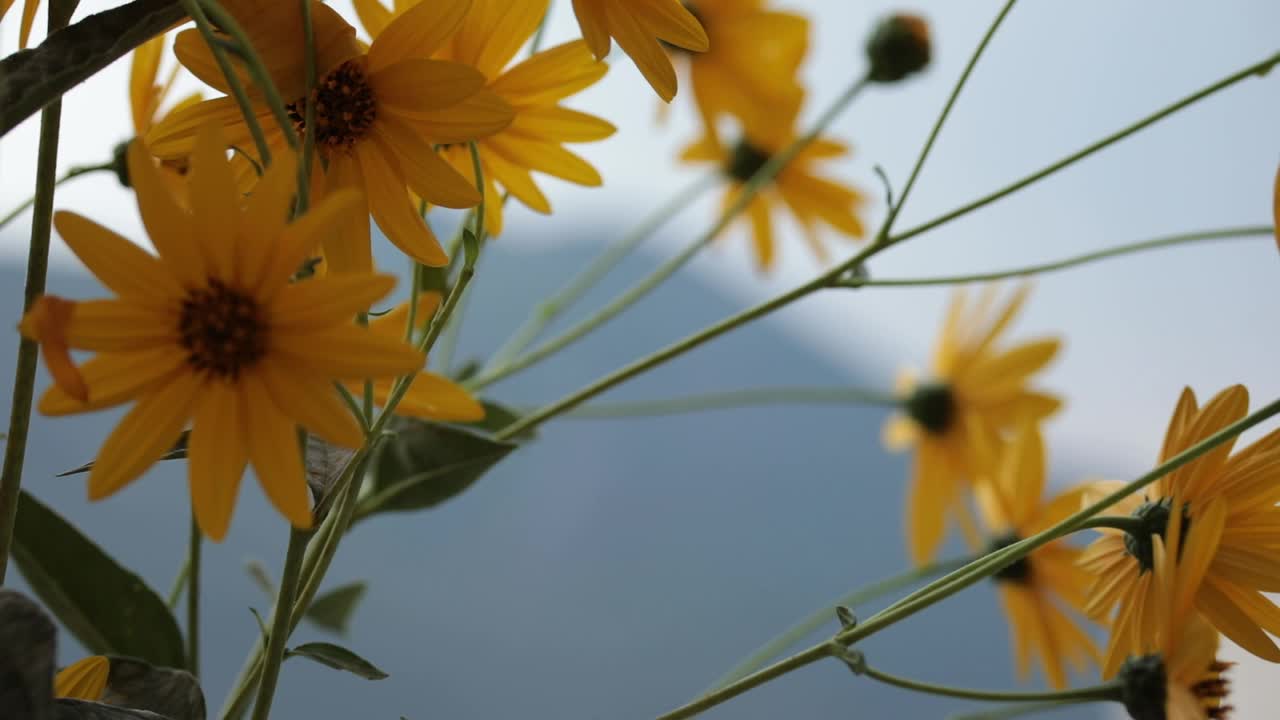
<box><xmin>3</xmin><ymin>1</ymin><xmax>1280</xmax><ymax>713</ymax></box>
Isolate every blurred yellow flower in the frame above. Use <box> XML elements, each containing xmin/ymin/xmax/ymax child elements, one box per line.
<box><xmin>670</xmin><ymin>0</ymin><xmax>808</xmax><ymax>145</ymax></box>
<box><xmin>571</xmin><ymin>0</ymin><xmax>709</xmax><ymax>102</ymax></box>
<box><xmin>54</xmin><ymin>656</ymin><xmax>109</xmax><ymax>701</ymax></box>
<box><xmin>148</xmin><ymin>0</ymin><xmax>513</xmax><ymax>272</ymax></box>
<box><xmin>1112</xmin><ymin>497</ymin><xmax>1233</xmax><ymax>720</ymax></box>
<box><xmin>976</xmin><ymin>420</ymin><xmax>1098</xmax><ymax>689</ymax></box>
<box><xmin>356</xmin><ymin>0</ymin><xmax>616</xmax><ymax>237</ymax></box>
<box><xmin>0</xmin><ymin>0</ymin><xmax>39</xmax><ymax>49</ymax></box>
<box><xmin>129</xmin><ymin>33</ymin><xmax>203</xmax><ymax>204</ymax></box>
<box><xmin>681</xmin><ymin>94</ymin><xmax>865</xmax><ymax>270</ymax></box>
<box><xmin>19</xmin><ymin>129</ymin><xmax>425</xmax><ymax>540</ymax></box>
<box><xmin>1081</xmin><ymin>385</ymin><xmax>1280</xmax><ymax>673</ymax></box>
<box><xmin>882</xmin><ymin>285</ymin><xmax>1062</xmax><ymax>565</ymax></box>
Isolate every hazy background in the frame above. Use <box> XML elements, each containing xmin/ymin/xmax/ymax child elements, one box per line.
<box><xmin>3</xmin><ymin>1</ymin><xmax>1280</xmax><ymax>717</ymax></box>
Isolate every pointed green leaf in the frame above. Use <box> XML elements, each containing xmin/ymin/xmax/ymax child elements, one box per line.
<box><xmin>355</xmin><ymin>418</ymin><xmax>515</xmax><ymax>521</ymax></box>
<box><xmin>305</xmin><ymin>582</ymin><xmax>367</xmax><ymax>635</ymax></box>
<box><xmin>59</xmin><ymin>431</ymin><xmax>188</xmax><ymax>477</ymax></box>
<box><xmin>285</xmin><ymin>642</ymin><xmax>388</xmax><ymax>680</ymax></box>
<box><xmin>11</xmin><ymin>492</ymin><xmax>186</xmax><ymax>669</ymax></box>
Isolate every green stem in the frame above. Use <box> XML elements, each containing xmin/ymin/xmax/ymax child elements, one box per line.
<box><xmin>841</xmin><ymin>226</ymin><xmax>1271</xmax><ymax>287</ymax></box>
<box><xmin>197</xmin><ymin>0</ymin><xmax>300</xmax><ymax>149</ymax></box>
<box><xmin>710</xmin><ymin>555</ymin><xmax>971</xmax><ymax>690</ymax></box>
<box><xmin>167</xmin><ymin>558</ymin><xmax>190</xmax><ymax>609</ymax></box>
<box><xmin>1075</xmin><ymin>515</ymin><xmax>1146</xmax><ymax>535</ymax></box>
<box><xmin>435</xmin><ymin>144</ymin><xmax>488</xmax><ymax>373</ymax></box>
<box><xmin>187</xmin><ymin>512</ymin><xmax>202</xmax><ymax>677</ymax></box>
<box><xmin>469</xmin><ymin>76</ymin><xmax>872</xmax><ymax>392</ymax></box>
<box><xmin>886</xmin><ymin>50</ymin><xmax>1280</xmax><ymax>247</ymax></box>
<box><xmin>948</xmin><ymin>699</ymin><xmax>1086</xmax><ymax>720</ymax></box>
<box><xmin>484</xmin><ymin>171</ymin><xmax>719</xmax><ymax>373</ymax></box>
<box><xmin>405</xmin><ymin>259</ymin><xmax>424</xmax><ymax>343</ymax></box>
<box><xmin>880</xmin><ymin>0</ymin><xmax>1018</xmax><ymax>237</ymax></box>
<box><xmin>656</xmin><ymin>643</ymin><xmax>836</xmax><ymax>720</ymax></box>
<box><xmin>179</xmin><ymin>0</ymin><xmax>273</xmax><ymax>165</ymax></box>
<box><xmin>0</xmin><ymin>162</ymin><xmax>113</xmax><ymax>233</ymax></box>
<box><xmin>656</xmin><ymin>395</ymin><xmax>1280</xmax><ymax>719</ymax></box>
<box><xmin>0</xmin><ymin>1</ymin><xmax>72</xmax><ymax>583</ymax></box>
<box><xmin>249</xmin><ymin>528</ymin><xmax>309</xmax><ymax>720</ymax></box>
<box><xmin>295</xmin><ymin>0</ymin><xmax>317</xmax><ymax>211</ymax></box>
<box><xmin>565</xmin><ymin>386</ymin><xmax>900</xmax><ymax>420</ymax></box>
<box><xmin>860</xmin><ymin>665</ymin><xmax>1122</xmax><ymax>704</ymax></box>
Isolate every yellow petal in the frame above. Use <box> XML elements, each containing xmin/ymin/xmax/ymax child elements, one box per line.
<box><xmin>352</xmin><ymin>0</ymin><xmax>392</xmax><ymax>39</ymax></box>
<box><xmin>369</xmin><ymin>293</ymin><xmax>442</xmax><ymax>338</ymax></box>
<box><xmin>243</xmin><ymin>373</ymin><xmax>312</xmax><ymax>529</ymax></box>
<box><xmin>271</xmin><ymin>273</ymin><xmax>397</xmax><ymax>330</ymax></box>
<box><xmin>64</xmin><ymin>300</ymin><xmax>176</xmax><ymax>353</ymax></box>
<box><xmin>260</xmin><ymin>189</ymin><xmax>365</xmax><ymax>298</ymax></box>
<box><xmin>450</xmin><ymin>0</ymin><xmax>548</xmax><ymax>79</ymax></box>
<box><xmin>39</xmin><ymin>346</ymin><xmax>188</xmax><ymax>416</ymax></box>
<box><xmin>908</xmin><ymin>440</ymin><xmax>956</xmax><ymax>566</ymax></box>
<box><xmin>187</xmin><ymin>380</ymin><xmax>249</xmax><ymax>541</ymax></box>
<box><xmin>400</xmin><ymin>89</ymin><xmax>515</xmax><ymax>144</ymax></box>
<box><xmin>571</xmin><ymin>0</ymin><xmax>612</xmax><ymax>59</ymax></box>
<box><xmin>87</xmin><ymin>371</ymin><xmax>201</xmax><ymax>501</ymax></box>
<box><xmin>1197</xmin><ymin>577</ymin><xmax>1280</xmax><ymax>661</ymax></box>
<box><xmin>369</xmin><ymin>372</ymin><xmax>485</xmax><ymax>421</ymax></box>
<box><xmin>240</xmin><ymin>152</ymin><xmax>298</xmax><ymax>289</ymax></box>
<box><xmin>604</xmin><ymin>0</ymin><xmax>678</xmax><ymax>102</ymax></box>
<box><xmin>507</xmin><ymin>105</ymin><xmax>616</xmax><ymax>143</ymax></box>
<box><xmin>20</xmin><ymin>295</ymin><xmax>88</xmax><ymax>404</ymax></box>
<box><xmin>367</xmin><ymin>0</ymin><xmax>471</xmax><ymax>73</ymax></box>
<box><xmin>745</xmin><ymin>192</ymin><xmax>774</xmax><ymax>271</ymax></box>
<box><xmin>307</xmin><ymin>157</ymin><xmax>374</xmax><ymax>277</ymax></box>
<box><xmin>490</xmin><ymin>40</ymin><xmax>608</xmax><ymax>106</ymax></box>
<box><xmin>273</xmin><ymin>324</ymin><xmax>425</xmax><ymax>379</ymax></box>
<box><xmin>127</xmin><ymin>140</ymin><xmax>205</xmax><ymax>288</ymax></box>
<box><xmin>258</xmin><ymin>360</ymin><xmax>365</xmax><ymax>448</ymax></box>
<box><xmin>54</xmin><ymin>656</ymin><xmax>109</xmax><ymax>700</ymax></box>
<box><xmin>484</xmin><ymin>134</ymin><xmax>602</xmax><ymax>186</ymax></box>
<box><xmin>131</xmin><ymin>34</ymin><xmax>165</xmax><ymax>135</ymax></box>
<box><xmin>373</xmin><ymin>117</ymin><xmax>481</xmax><ymax>208</ymax></box>
<box><xmin>53</xmin><ymin>212</ymin><xmax>180</xmax><ymax>308</ymax></box>
<box><xmin>188</xmin><ymin>123</ymin><xmax>242</xmax><ymax>282</ymax></box>
<box><xmin>371</xmin><ymin>58</ymin><xmax>486</xmax><ymax>114</ymax></box>
<box><xmin>354</xmin><ymin>140</ymin><xmax>449</xmax><ymax>266</ymax></box>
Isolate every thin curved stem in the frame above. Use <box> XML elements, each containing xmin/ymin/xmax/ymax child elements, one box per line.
<box><xmin>484</xmin><ymin>171</ymin><xmax>720</xmax><ymax>373</ymax></box>
<box><xmin>565</xmin><ymin>386</ymin><xmax>900</xmax><ymax>420</ymax></box>
<box><xmin>469</xmin><ymin>76</ymin><xmax>872</xmax><ymax>392</ymax></box>
<box><xmin>167</xmin><ymin>558</ymin><xmax>190</xmax><ymax>609</ymax></box>
<box><xmin>948</xmin><ymin>699</ymin><xmax>1084</xmax><ymax>720</ymax></box>
<box><xmin>710</xmin><ymin>555</ymin><xmax>972</xmax><ymax>690</ymax></box>
<box><xmin>0</xmin><ymin>0</ymin><xmax>71</xmax><ymax>582</ymax></box>
<box><xmin>655</xmin><ymin>643</ymin><xmax>836</xmax><ymax>720</ymax></box>
<box><xmin>1075</xmin><ymin>515</ymin><xmax>1145</xmax><ymax>535</ymax></box>
<box><xmin>887</xmin><ymin>50</ymin><xmax>1280</xmax><ymax>247</ymax></box>
<box><xmin>881</xmin><ymin>0</ymin><xmax>1018</xmax><ymax>237</ymax></box>
<box><xmin>187</xmin><ymin>513</ymin><xmax>202</xmax><ymax>677</ymax></box>
<box><xmin>0</xmin><ymin>162</ymin><xmax>113</xmax><ymax>233</ymax></box>
<box><xmin>840</xmin><ymin>226</ymin><xmax>1270</xmax><ymax>287</ymax></box>
<box><xmin>248</xmin><ymin>527</ymin><xmax>309</xmax><ymax>720</ymax></box>
<box><xmin>295</xmin><ymin>0</ymin><xmax>317</xmax><ymax>211</ymax></box>
<box><xmin>861</xmin><ymin>665</ymin><xmax>1122</xmax><ymax>704</ymax></box>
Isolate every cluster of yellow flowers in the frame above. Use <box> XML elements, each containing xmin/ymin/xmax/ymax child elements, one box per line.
<box><xmin>2</xmin><ymin>2</ymin><xmax>1275</xmax><ymax>719</ymax></box>
<box><xmin>883</xmin><ymin>285</ymin><xmax>1280</xmax><ymax>718</ymax></box>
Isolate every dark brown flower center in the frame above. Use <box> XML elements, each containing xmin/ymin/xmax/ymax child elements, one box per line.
<box><xmin>905</xmin><ymin>382</ymin><xmax>955</xmax><ymax>435</ymax></box>
<box><xmin>1123</xmin><ymin>498</ymin><xmax>1192</xmax><ymax>573</ymax></box>
<box><xmin>287</xmin><ymin>59</ymin><xmax>377</xmax><ymax>150</ymax></box>
<box><xmin>725</xmin><ymin>140</ymin><xmax>772</xmax><ymax>182</ymax></box>
<box><xmin>1119</xmin><ymin>654</ymin><xmax>1233</xmax><ymax>720</ymax></box>
<box><xmin>179</xmin><ymin>279</ymin><xmax>266</xmax><ymax>379</ymax></box>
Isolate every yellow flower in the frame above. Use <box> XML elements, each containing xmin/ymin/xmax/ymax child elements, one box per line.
<box><xmin>130</xmin><ymin>32</ymin><xmax>204</xmax><ymax>204</ymax></box>
<box><xmin>669</xmin><ymin>0</ymin><xmax>808</xmax><ymax>144</ymax></box>
<box><xmin>1112</xmin><ymin>499</ymin><xmax>1233</xmax><ymax>720</ymax></box>
<box><xmin>355</xmin><ymin>0</ymin><xmax>616</xmax><ymax>238</ymax></box>
<box><xmin>976</xmin><ymin>420</ymin><xmax>1099</xmax><ymax>689</ymax></box>
<box><xmin>19</xmin><ymin>127</ymin><xmax>426</xmax><ymax>540</ymax></box>
<box><xmin>353</xmin><ymin>294</ymin><xmax>485</xmax><ymax>421</ymax></box>
<box><xmin>148</xmin><ymin>0</ymin><xmax>514</xmax><ymax>273</ymax></box>
<box><xmin>883</xmin><ymin>285</ymin><xmax>1062</xmax><ymax>565</ymax></box>
<box><xmin>1081</xmin><ymin>385</ymin><xmax>1280</xmax><ymax>673</ymax></box>
<box><xmin>572</xmin><ymin>0</ymin><xmax>709</xmax><ymax>102</ymax></box>
<box><xmin>0</xmin><ymin>0</ymin><xmax>40</xmax><ymax>49</ymax></box>
<box><xmin>680</xmin><ymin>94</ymin><xmax>866</xmax><ymax>270</ymax></box>
<box><xmin>54</xmin><ymin>656</ymin><xmax>110</xmax><ymax>701</ymax></box>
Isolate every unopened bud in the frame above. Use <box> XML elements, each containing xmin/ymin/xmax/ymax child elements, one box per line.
<box><xmin>866</xmin><ymin>13</ymin><xmax>931</xmax><ymax>84</ymax></box>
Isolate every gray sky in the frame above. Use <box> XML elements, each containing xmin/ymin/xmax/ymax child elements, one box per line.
<box><xmin>3</xmin><ymin>1</ymin><xmax>1280</xmax><ymax>714</ymax></box>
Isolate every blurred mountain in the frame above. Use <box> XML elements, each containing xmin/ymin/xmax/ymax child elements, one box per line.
<box><xmin>0</xmin><ymin>230</ymin><xmax>1103</xmax><ymax>719</ymax></box>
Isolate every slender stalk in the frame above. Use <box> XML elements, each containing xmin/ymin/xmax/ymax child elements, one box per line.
<box><xmin>249</xmin><ymin>528</ymin><xmax>309</xmax><ymax>720</ymax></box>
<box><xmin>887</xmin><ymin>50</ymin><xmax>1280</xmax><ymax>247</ymax></box>
<box><xmin>167</xmin><ymin>559</ymin><xmax>190</xmax><ymax>609</ymax></box>
<box><xmin>469</xmin><ymin>77</ymin><xmax>872</xmax><ymax>392</ymax></box>
<box><xmin>295</xmin><ymin>0</ymin><xmax>317</xmax><ymax>211</ymax></box>
<box><xmin>0</xmin><ymin>1</ymin><xmax>73</xmax><ymax>584</ymax></box>
<box><xmin>485</xmin><ymin>171</ymin><xmax>719</xmax><ymax>372</ymax></box>
<box><xmin>179</xmin><ymin>0</ymin><xmax>273</xmax><ymax>165</ymax></box>
<box><xmin>710</xmin><ymin>555</ymin><xmax>971</xmax><ymax>690</ymax></box>
<box><xmin>435</xmin><ymin>144</ymin><xmax>488</xmax><ymax>372</ymax></box>
<box><xmin>881</xmin><ymin>0</ymin><xmax>1018</xmax><ymax>237</ymax></box>
<box><xmin>654</xmin><ymin>396</ymin><xmax>1280</xmax><ymax>718</ymax></box>
<box><xmin>0</xmin><ymin>163</ymin><xmax>113</xmax><ymax>233</ymax></box>
<box><xmin>948</xmin><ymin>699</ymin><xmax>1084</xmax><ymax>720</ymax></box>
<box><xmin>860</xmin><ymin>665</ymin><xmax>1122</xmax><ymax>704</ymax></box>
<box><xmin>841</xmin><ymin>226</ymin><xmax>1271</xmax><ymax>288</ymax></box>
<box><xmin>655</xmin><ymin>643</ymin><xmax>835</xmax><ymax>720</ymax></box>
<box><xmin>566</xmin><ymin>386</ymin><xmax>900</xmax><ymax>420</ymax></box>
<box><xmin>1074</xmin><ymin>515</ymin><xmax>1146</xmax><ymax>535</ymax></box>
<box><xmin>187</xmin><ymin>513</ymin><xmax>202</xmax><ymax>677</ymax></box>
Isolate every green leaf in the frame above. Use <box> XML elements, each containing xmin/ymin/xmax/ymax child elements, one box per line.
<box><xmin>285</xmin><ymin>642</ymin><xmax>388</xmax><ymax>680</ymax></box>
<box><xmin>59</xmin><ymin>431</ymin><xmax>188</xmax><ymax>477</ymax></box>
<box><xmin>305</xmin><ymin>582</ymin><xmax>367</xmax><ymax>635</ymax></box>
<box><xmin>462</xmin><ymin>228</ymin><xmax>480</xmax><ymax>265</ymax></box>
<box><xmin>11</xmin><ymin>491</ymin><xmax>186</xmax><ymax>669</ymax></box>
<box><xmin>244</xmin><ymin>560</ymin><xmax>276</xmax><ymax>598</ymax></box>
<box><xmin>0</xmin><ymin>0</ymin><xmax>187</xmax><ymax>138</ymax></box>
<box><xmin>355</xmin><ymin>418</ymin><xmax>515</xmax><ymax>521</ymax></box>
<box><xmin>464</xmin><ymin>400</ymin><xmax>534</xmax><ymax>440</ymax></box>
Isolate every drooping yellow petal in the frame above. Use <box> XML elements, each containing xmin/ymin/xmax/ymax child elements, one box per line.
<box><xmin>54</xmin><ymin>656</ymin><xmax>109</xmax><ymax>701</ymax></box>
<box><xmin>354</xmin><ymin>140</ymin><xmax>449</xmax><ymax>266</ymax></box>
<box><xmin>745</xmin><ymin>192</ymin><xmax>774</xmax><ymax>271</ymax></box>
<box><xmin>187</xmin><ymin>380</ymin><xmax>249</xmax><ymax>541</ymax></box>
<box><xmin>603</xmin><ymin>0</ymin><xmax>679</xmax><ymax>102</ymax></box>
<box><xmin>20</xmin><ymin>296</ymin><xmax>88</xmax><ymax>404</ymax></box>
<box><xmin>243</xmin><ymin>373</ymin><xmax>312</xmax><ymax>530</ymax></box>
<box><xmin>373</xmin><ymin>116</ymin><xmax>481</xmax><ymax>208</ymax></box>
<box><xmin>87</xmin><ymin>371</ymin><xmax>202</xmax><ymax>501</ymax></box>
